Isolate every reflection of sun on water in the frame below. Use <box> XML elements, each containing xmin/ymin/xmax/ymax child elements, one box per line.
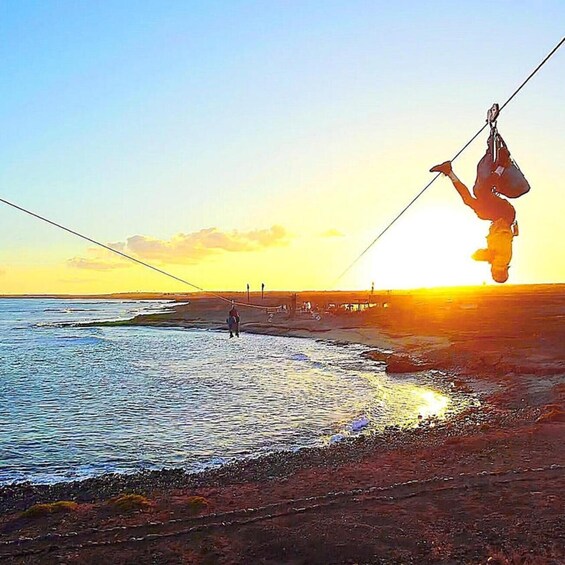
<box><xmin>350</xmin><ymin>373</ymin><xmax>455</xmax><ymax>431</ymax></box>
<box><xmin>414</xmin><ymin>388</ymin><xmax>450</xmax><ymax>419</ymax></box>
<box><xmin>386</xmin><ymin>383</ymin><xmax>451</xmax><ymax>425</ymax></box>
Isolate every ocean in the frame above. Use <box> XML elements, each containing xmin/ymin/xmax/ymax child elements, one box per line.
<box><xmin>0</xmin><ymin>299</ymin><xmax>461</xmax><ymax>484</ymax></box>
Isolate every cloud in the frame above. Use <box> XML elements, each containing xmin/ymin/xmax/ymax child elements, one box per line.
<box><xmin>68</xmin><ymin>225</ymin><xmax>290</xmax><ymax>270</ymax></box>
<box><xmin>320</xmin><ymin>228</ymin><xmax>344</xmax><ymax>238</ymax></box>
<box><xmin>67</xmin><ymin>243</ymin><xmax>132</xmax><ymax>271</ymax></box>
<box><xmin>67</xmin><ymin>257</ymin><xmax>131</xmax><ymax>271</ymax></box>
<box><xmin>66</xmin><ymin>245</ymin><xmax>154</xmax><ymax>272</ymax></box>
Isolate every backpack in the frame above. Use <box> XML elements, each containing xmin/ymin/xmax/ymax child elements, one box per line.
<box><xmin>475</xmin><ymin>128</ymin><xmax>531</xmax><ymax>199</ymax></box>
<box><xmin>493</xmin><ymin>133</ymin><xmax>531</xmax><ymax>199</ymax></box>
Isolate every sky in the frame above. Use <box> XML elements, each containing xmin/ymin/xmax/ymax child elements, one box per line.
<box><xmin>0</xmin><ymin>1</ymin><xmax>563</xmax><ymax>294</ymax></box>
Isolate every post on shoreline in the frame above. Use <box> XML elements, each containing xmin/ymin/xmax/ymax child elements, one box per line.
<box><xmin>247</xmin><ymin>283</ymin><xmax>250</xmax><ymax>303</ymax></box>
<box><xmin>290</xmin><ymin>293</ymin><xmax>297</xmax><ymax>319</ymax></box>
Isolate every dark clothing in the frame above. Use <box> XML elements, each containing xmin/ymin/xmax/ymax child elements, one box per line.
<box><xmin>472</xmin><ymin>177</ymin><xmax>516</xmax><ymax>224</ymax></box>
<box><xmin>463</xmin><ymin>132</ymin><xmax>517</xmax><ymax>225</ymax></box>
<box><xmin>453</xmin><ymin>177</ymin><xmax>516</xmax><ymax>225</ymax></box>
<box><xmin>227</xmin><ymin>307</ymin><xmax>240</xmax><ymax>337</ymax></box>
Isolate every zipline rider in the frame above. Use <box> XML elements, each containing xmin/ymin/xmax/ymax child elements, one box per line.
<box><xmin>430</xmin><ymin>105</ymin><xmax>530</xmax><ymax>283</ymax></box>
<box><xmin>227</xmin><ymin>302</ymin><xmax>240</xmax><ymax>338</ymax></box>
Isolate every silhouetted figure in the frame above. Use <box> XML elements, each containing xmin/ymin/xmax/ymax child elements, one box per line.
<box><xmin>289</xmin><ymin>293</ymin><xmax>297</xmax><ymax>319</ymax></box>
<box><xmin>227</xmin><ymin>302</ymin><xmax>240</xmax><ymax>338</ymax></box>
<box><xmin>261</xmin><ymin>282</ymin><xmax>265</xmax><ymax>300</ymax></box>
<box><xmin>431</xmin><ymin>123</ymin><xmax>529</xmax><ymax>283</ymax></box>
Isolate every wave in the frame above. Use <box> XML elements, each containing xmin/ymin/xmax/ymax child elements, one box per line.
<box><xmin>44</xmin><ymin>308</ymin><xmax>97</xmax><ymax>313</ymax></box>
<box><xmin>57</xmin><ymin>335</ymin><xmax>108</xmax><ymax>345</ymax></box>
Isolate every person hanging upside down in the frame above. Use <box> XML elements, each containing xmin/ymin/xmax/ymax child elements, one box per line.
<box><xmin>431</xmin><ymin>107</ymin><xmax>532</xmax><ymax>284</ymax></box>
<box><xmin>430</xmin><ymin>147</ymin><xmax>518</xmax><ymax>283</ymax></box>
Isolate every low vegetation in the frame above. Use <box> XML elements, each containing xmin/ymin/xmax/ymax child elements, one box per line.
<box><xmin>106</xmin><ymin>493</ymin><xmax>153</xmax><ymax>512</ymax></box>
<box><xmin>21</xmin><ymin>501</ymin><xmax>78</xmax><ymax>519</ymax></box>
<box><xmin>186</xmin><ymin>496</ymin><xmax>209</xmax><ymax>515</ymax></box>
<box><xmin>106</xmin><ymin>493</ymin><xmax>152</xmax><ymax>512</ymax></box>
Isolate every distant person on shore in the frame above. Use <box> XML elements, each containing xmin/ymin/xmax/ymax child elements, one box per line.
<box><xmin>227</xmin><ymin>302</ymin><xmax>240</xmax><ymax>338</ymax></box>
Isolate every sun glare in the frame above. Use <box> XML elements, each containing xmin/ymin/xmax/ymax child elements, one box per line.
<box><xmin>356</xmin><ymin>205</ymin><xmax>489</xmax><ymax>290</ymax></box>
<box><xmin>415</xmin><ymin>389</ymin><xmax>451</xmax><ymax>420</ymax></box>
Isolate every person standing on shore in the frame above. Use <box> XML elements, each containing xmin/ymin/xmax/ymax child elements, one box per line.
<box><xmin>227</xmin><ymin>302</ymin><xmax>240</xmax><ymax>338</ymax></box>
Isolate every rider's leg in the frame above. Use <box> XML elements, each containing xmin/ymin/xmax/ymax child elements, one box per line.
<box><xmin>431</xmin><ymin>161</ymin><xmax>476</xmax><ymax>208</ymax></box>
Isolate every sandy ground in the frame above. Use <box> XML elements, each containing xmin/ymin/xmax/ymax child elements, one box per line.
<box><xmin>0</xmin><ymin>284</ymin><xmax>564</xmax><ymax>564</ymax></box>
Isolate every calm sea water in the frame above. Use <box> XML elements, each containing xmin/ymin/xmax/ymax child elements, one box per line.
<box><xmin>0</xmin><ymin>299</ymin><xmax>462</xmax><ymax>484</ymax></box>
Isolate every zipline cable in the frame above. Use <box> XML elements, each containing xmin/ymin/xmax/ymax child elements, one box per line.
<box><xmin>334</xmin><ymin>35</ymin><xmax>565</xmax><ymax>285</ymax></box>
<box><xmin>0</xmin><ymin>196</ymin><xmax>267</xmax><ymax>309</ymax></box>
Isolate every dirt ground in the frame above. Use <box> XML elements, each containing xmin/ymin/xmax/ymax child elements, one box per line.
<box><xmin>1</xmin><ymin>284</ymin><xmax>564</xmax><ymax>564</ymax></box>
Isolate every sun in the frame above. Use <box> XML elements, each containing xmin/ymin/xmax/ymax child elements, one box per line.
<box><xmin>355</xmin><ymin>204</ymin><xmax>491</xmax><ymax>290</ymax></box>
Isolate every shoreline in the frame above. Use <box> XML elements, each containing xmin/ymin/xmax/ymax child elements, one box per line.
<box><xmin>1</xmin><ymin>287</ymin><xmax>564</xmax><ymax>563</ymax></box>
<box><xmin>0</xmin><ymin>320</ymin><xmax>478</xmax><ymax>495</ymax></box>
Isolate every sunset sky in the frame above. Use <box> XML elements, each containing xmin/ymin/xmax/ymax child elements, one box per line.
<box><xmin>0</xmin><ymin>1</ymin><xmax>563</xmax><ymax>294</ymax></box>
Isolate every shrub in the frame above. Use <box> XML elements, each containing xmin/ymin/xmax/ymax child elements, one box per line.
<box><xmin>106</xmin><ymin>494</ymin><xmax>152</xmax><ymax>513</ymax></box>
<box><xmin>186</xmin><ymin>496</ymin><xmax>209</xmax><ymax>515</ymax></box>
<box><xmin>21</xmin><ymin>501</ymin><xmax>78</xmax><ymax>519</ymax></box>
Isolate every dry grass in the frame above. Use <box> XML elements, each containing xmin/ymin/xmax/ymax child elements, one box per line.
<box><xmin>21</xmin><ymin>500</ymin><xmax>78</xmax><ymax>519</ymax></box>
<box><xmin>106</xmin><ymin>494</ymin><xmax>152</xmax><ymax>513</ymax></box>
<box><xmin>185</xmin><ymin>496</ymin><xmax>209</xmax><ymax>515</ymax></box>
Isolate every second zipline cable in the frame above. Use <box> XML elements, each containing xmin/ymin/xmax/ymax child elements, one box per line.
<box><xmin>0</xmin><ymin>196</ymin><xmax>266</xmax><ymax>309</ymax></box>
